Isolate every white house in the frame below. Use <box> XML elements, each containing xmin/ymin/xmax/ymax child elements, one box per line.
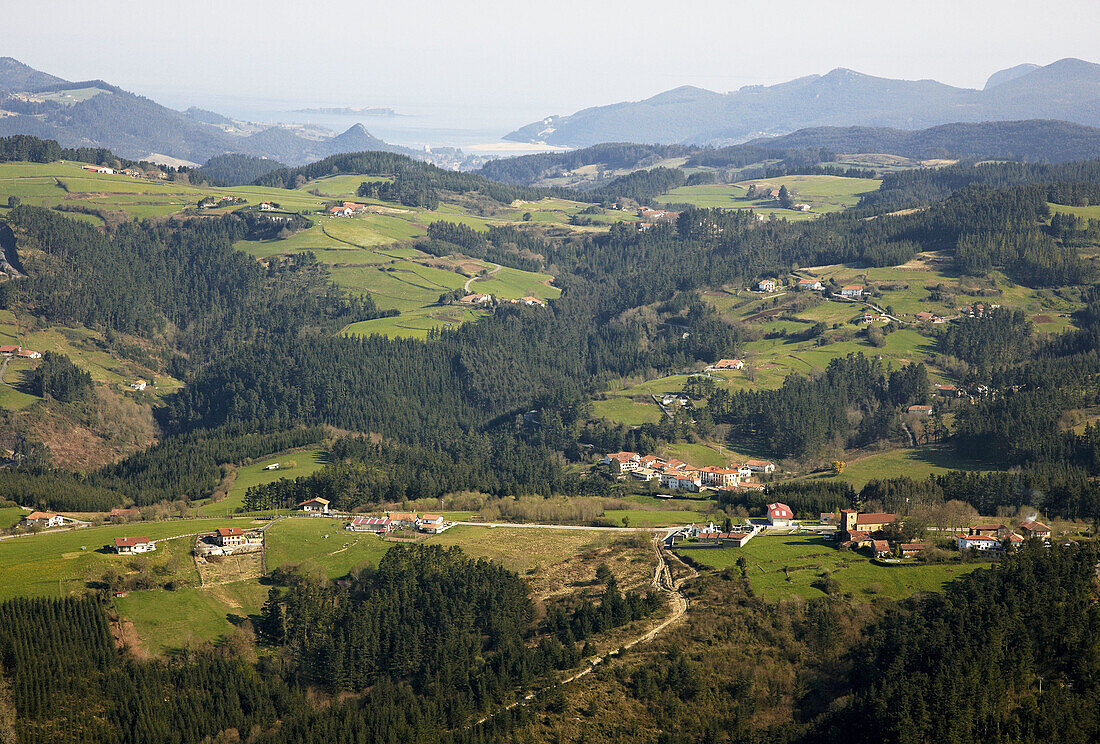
<box><xmin>298</xmin><ymin>497</ymin><xmax>330</xmax><ymax>514</ymax></box>
<box><xmin>129</xmin><ymin>379</ymin><xmax>147</xmax><ymax>391</ymax></box>
<box><xmin>661</xmin><ymin>471</ymin><xmax>702</xmax><ymax>492</ymax></box>
<box><xmin>264</xmin><ymin>463</ymin><xmax>280</xmax><ymax>471</ymax></box>
<box><xmin>956</xmin><ymin>533</ymin><xmax>1000</xmax><ymax>552</ymax></box>
<box><xmin>767</xmin><ymin>502</ymin><xmax>795</xmax><ymax>528</ymax></box>
<box><xmin>418</xmin><ymin>514</ymin><xmax>447</xmax><ymax>533</ymax></box>
<box><xmin>797</xmin><ymin>278</ymin><xmax>824</xmax><ymax>291</ymax></box>
<box><xmin>114</xmin><ymin>536</ymin><xmax>155</xmax><ymax>554</ymax></box>
<box><xmin>460</xmin><ymin>293</ymin><xmax>492</xmax><ymax>305</ymax></box>
<box><xmin>708</xmin><ymin>359</ymin><xmax>744</xmax><ymax>371</ymax></box>
<box><xmin>603</xmin><ymin>451</ymin><xmax>641</xmax><ymax>474</ymax></box>
<box><xmin>698</xmin><ymin>466</ymin><xmax>741</xmax><ymax>488</ymax></box>
<box><xmin>24</xmin><ymin>511</ymin><xmax>64</xmax><ymax>528</ymax></box>
<box><xmin>757</xmin><ymin>279</ymin><xmax>778</xmax><ymax>292</ymax></box>
<box><xmin>839</xmin><ymin>285</ymin><xmax>864</xmax><ymax>298</ymax></box>
<box><xmin>744</xmin><ymin>459</ymin><xmax>776</xmax><ymax>474</ymax></box>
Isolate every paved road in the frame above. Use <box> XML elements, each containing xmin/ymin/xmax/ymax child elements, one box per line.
<box><xmin>464</xmin><ymin>263</ymin><xmax>501</xmax><ymax>292</ymax></box>
<box><xmin>475</xmin><ymin>530</ymin><xmax>695</xmax><ymax>725</ymax></box>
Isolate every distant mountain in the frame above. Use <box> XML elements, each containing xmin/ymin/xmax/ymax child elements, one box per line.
<box><xmin>506</xmin><ymin>58</ymin><xmax>1100</xmax><ymax>147</ymax></box>
<box><xmin>984</xmin><ymin>63</ymin><xmax>1040</xmax><ymax>90</ymax></box>
<box><xmin>0</xmin><ymin>58</ymin><xmax>420</xmax><ymax>165</ymax></box>
<box><xmin>738</xmin><ymin>120</ymin><xmax>1100</xmax><ymax>163</ymax></box>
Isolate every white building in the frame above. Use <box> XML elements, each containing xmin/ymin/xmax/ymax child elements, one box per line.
<box><xmin>767</xmin><ymin>502</ymin><xmax>795</xmax><ymax>528</ymax></box>
<box><xmin>298</xmin><ymin>497</ymin><xmax>330</xmax><ymax>513</ymax></box>
<box><xmin>114</xmin><ymin>536</ymin><xmax>155</xmax><ymax>554</ymax></box>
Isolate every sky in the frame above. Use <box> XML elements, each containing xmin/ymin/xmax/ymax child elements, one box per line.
<box><xmin>6</xmin><ymin>0</ymin><xmax>1100</xmax><ymax>131</ymax></box>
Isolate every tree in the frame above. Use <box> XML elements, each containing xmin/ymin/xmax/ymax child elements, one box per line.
<box><xmin>595</xmin><ymin>562</ymin><xmax>613</xmax><ymax>585</ymax></box>
<box><xmin>831</xmin><ymin>460</ymin><xmax>846</xmax><ymax>475</ymax></box>
<box><xmin>777</xmin><ymin>185</ymin><xmax>794</xmax><ymax>209</ymax></box>
<box><xmin>7</xmin><ymin>195</ymin><xmax>19</xmax><ymax>208</ymax></box>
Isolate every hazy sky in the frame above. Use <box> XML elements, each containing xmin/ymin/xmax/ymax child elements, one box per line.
<box><xmin>7</xmin><ymin>0</ymin><xmax>1100</xmax><ymax>127</ymax></box>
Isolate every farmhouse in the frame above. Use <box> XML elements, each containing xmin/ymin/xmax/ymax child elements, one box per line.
<box><xmin>23</xmin><ymin>511</ymin><xmax>64</xmax><ymax>528</ymax></box>
<box><xmin>418</xmin><ymin>514</ymin><xmax>448</xmax><ymax>533</ymax></box>
<box><xmin>839</xmin><ymin>285</ymin><xmax>864</xmax><ymax>298</ymax></box>
<box><xmin>661</xmin><ymin>470</ymin><xmax>702</xmax><ymax>492</ymax></box>
<box><xmin>899</xmin><ymin>542</ymin><xmax>928</xmax><ymax>558</ymax></box>
<box><xmin>348</xmin><ymin>516</ymin><xmax>391</xmax><ymax>533</ymax></box>
<box><xmin>797</xmin><ymin>278</ymin><xmax>824</xmax><ymax>291</ymax></box>
<box><xmin>871</xmin><ymin>539</ymin><xmax>891</xmax><ymax>558</ymax></box>
<box><xmin>603</xmin><ymin>451</ymin><xmax>641</xmax><ymax>474</ymax></box>
<box><xmin>114</xmin><ymin>536</ymin><xmax>155</xmax><ymax>554</ymax></box>
<box><xmin>264</xmin><ymin>463</ymin><xmax>280</xmax><ymax>471</ymax></box>
<box><xmin>328</xmin><ymin>206</ymin><xmax>354</xmax><ymax>217</ymax></box>
<box><xmin>935</xmin><ymin>384</ymin><xmax>959</xmax><ymax>397</ymax></box>
<box><xmin>766</xmin><ymin>502</ymin><xmax>795</xmax><ymax>528</ymax></box>
<box><xmin>121</xmin><ymin>168</ymin><xmax>142</xmax><ymax>177</ymax></box>
<box><xmin>757</xmin><ymin>279</ymin><xmax>778</xmax><ymax>292</ymax></box>
<box><xmin>298</xmin><ymin>497</ymin><xmax>330</xmax><ymax>513</ymax></box>
<box><xmin>0</xmin><ymin>345</ymin><xmax>19</xmax><ymax>356</ymax></box>
<box><xmin>744</xmin><ymin>459</ymin><xmax>775</xmax><ymax>474</ymax></box>
<box><xmin>519</xmin><ymin>296</ymin><xmax>548</xmax><ymax>307</ymax></box>
<box><xmin>129</xmin><ymin>379</ymin><xmax>147</xmax><ymax>391</ymax></box>
<box><xmin>82</xmin><ymin>164</ymin><xmax>114</xmax><ymax>174</ymax></box>
<box><xmin>1020</xmin><ymin>520</ymin><xmax>1052</xmax><ymax>539</ymax></box>
<box><xmin>215</xmin><ymin>527</ymin><xmax>247</xmax><ymax>548</ymax></box>
<box><xmin>459</xmin><ymin>293</ymin><xmax>492</xmax><ymax>305</ymax></box>
<box><xmin>708</xmin><ymin>358</ymin><xmax>744</xmax><ymax>370</ymax></box>
<box><xmin>15</xmin><ymin>350</ymin><xmax>41</xmax><ymax>359</ymax></box>
<box><xmin>259</xmin><ymin>202</ymin><xmax>275</xmax><ymax>211</ymax></box>
<box><xmin>907</xmin><ymin>404</ymin><xmax>933</xmax><ymax>416</ymax></box>
<box><xmin>915</xmin><ymin>311</ymin><xmax>939</xmax><ymax>323</ymax></box>
<box><xmin>388</xmin><ymin>512</ymin><xmax>417</xmax><ymax>528</ymax></box>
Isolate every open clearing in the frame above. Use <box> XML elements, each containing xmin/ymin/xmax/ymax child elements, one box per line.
<box><xmin>657</xmin><ymin>175</ymin><xmax>880</xmax><ymax>218</ymax></box>
<box><xmin>686</xmin><ymin>533</ymin><xmax>986</xmax><ymax>600</ymax></box>
<box><xmin>197</xmin><ymin>447</ymin><xmax>328</xmax><ymax>515</ymax></box>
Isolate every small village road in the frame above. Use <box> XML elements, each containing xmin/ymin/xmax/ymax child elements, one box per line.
<box><xmin>464</xmin><ymin>262</ymin><xmax>501</xmax><ymax>292</ymax></box>
<box><xmin>454</xmin><ymin>521</ymin><xmax>658</xmax><ymax>532</ymax></box>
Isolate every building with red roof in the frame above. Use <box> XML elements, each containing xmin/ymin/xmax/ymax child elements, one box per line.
<box><xmin>767</xmin><ymin>502</ymin><xmax>795</xmax><ymax>527</ymax></box>
<box><xmin>114</xmin><ymin>536</ymin><xmax>155</xmax><ymax>554</ymax></box>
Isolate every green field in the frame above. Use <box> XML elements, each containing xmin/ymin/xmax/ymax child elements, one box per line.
<box><xmin>427</xmin><ymin>525</ymin><xmax>627</xmax><ymax>574</ymax></box>
<box><xmin>686</xmin><ymin>534</ymin><xmax>985</xmax><ymax>600</ymax></box>
<box><xmin>603</xmin><ymin>509</ymin><xmax>707</xmax><ymax>527</ymax></box>
<box><xmin>0</xmin><ymin>518</ymin><xmax>255</xmax><ymax>600</ymax></box>
<box><xmin>590</xmin><ymin>396</ymin><xmax>663</xmax><ymax>425</ymax></box>
<box><xmin>263</xmin><ymin>517</ymin><xmax>393</xmax><ymax>577</ymax></box>
<box><xmin>657</xmin><ymin>175</ymin><xmax>880</xmax><ymax>218</ymax></box>
<box><xmin>114</xmin><ymin>580</ymin><xmax>270</xmax><ymax>654</ymax></box>
<box><xmin>197</xmin><ymin>448</ymin><xmax>328</xmax><ymax>515</ymax></box>
<box><xmin>819</xmin><ymin>445</ymin><xmax>997</xmax><ymax>489</ymax></box>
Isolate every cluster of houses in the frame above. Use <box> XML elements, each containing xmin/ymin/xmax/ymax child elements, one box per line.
<box><xmin>458</xmin><ymin>293</ymin><xmax>547</xmax><ymax>308</ymax></box>
<box><xmin>601</xmin><ymin>451</ymin><xmax>775</xmax><ymax>493</ymax></box>
<box><xmin>347</xmin><ymin>512</ymin><xmax>452</xmax><ymax>535</ymax></box>
<box><xmin>674</xmin><ymin>521</ymin><xmax>763</xmax><ymax>548</ymax></box>
<box><xmin>80</xmin><ymin>164</ymin><xmax>165</xmax><ymax>179</ymax></box>
<box><xmin>636</xmin><ymin>207</ymin><xmax>680</xmax><ymax>226</ymax></box>
<box><xmin>955</xmin><ymin>520</ymin><xmax>1051</xmax><ymax>553</ymax></box>
<box><xmin>0</xmin><ymin>345</ymin><xmax>42</xmax><ymax>359</ymax></box>
<box><xmin>756</xmin><ymin>277</ymin><xmax>866</xmax><ymax>297</ymax></box>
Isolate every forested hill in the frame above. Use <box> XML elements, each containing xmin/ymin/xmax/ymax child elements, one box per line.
<box><xmin>253</xmin><ymin>150</ymin><xmax>590</xmax><ymax>205</ymax></box>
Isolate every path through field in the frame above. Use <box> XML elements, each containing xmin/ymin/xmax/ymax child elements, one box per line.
<box><xmin>464</xmin><ymin>262</ymin><xmax>501</xmax><ymax>292</ymax></box>
<box><xmin>474</xmin><ymin>531</ymin><xmax>696</xmax><ymax>725</ymax></box>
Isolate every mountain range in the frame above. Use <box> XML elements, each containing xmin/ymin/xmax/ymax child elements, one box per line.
<box><xmin>505</xmin><ymin>58</ymin><xmax>1100</xmax><ymax>147</ymax></box>
<box><xmin>0</xmin><ymin>57</ymin><xmax>417</xmax><ymax>166</ymax></box>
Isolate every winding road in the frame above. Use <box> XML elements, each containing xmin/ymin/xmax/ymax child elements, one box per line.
<box><xmin>464</xmin><ymin>262</ymin><xmax>501</xmax><ymax>292</ymax></box>
<box><xmin>474</xmin><ymin>531</ymin><xmax>696</xmax><ymax>725</ymax></box>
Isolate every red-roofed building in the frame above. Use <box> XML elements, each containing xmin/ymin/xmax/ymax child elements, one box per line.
<box><xmin>899</xmin><ymin>542</ymin><xmax>928</xmax><ymax>558</ymax></box>
<box><xmin>15</xmin><ymin>350</ymin><xmax>41</xmax><ymax>359</ymax></box>
<box><xmin>935</xmin><ymin>383</ymin><xmax>959</xmax><ymax>397</ymax></box>
<box><xmin>871</xmin><ymin>539</ymin><xmax>891</xmax><ymax>557</ymax></box>
<box><xmin>839</xmin><ymin>285</ymin><xmax>864</xmax><ymax>297</ymax></box>
<box><xmin>114</xmin><ymin>536</ymin><xmax>155</xmax><ymax>554</ymax></box>
<box><xmin>0</xmin><ymin>345</ymin><xmax>20</xmax><ymax>356</ymax></box>
<box><xmin>907</xmin><ymin>404</ymin><xmax>933</xmax><ymax>416</ymax></box>
<box><xmin>744</xmin><ymin>459</ymin><xmax>775</xmax><ymax>474</ymax></box>
<box><xmin>603</xmin><ymin>451</ymin><xmax>640</xmax><ymax>474</ymax></box>
<box><xmin>698</xmin><ymin>466</ymin><xmax>741</xmax><ymax>488</ymax></box>
<box><xmin>216</xmin><ymin>527</ymin><xmax>246</xmax><ymax>548</ymax></box>
<box><xmin>767</xmin><ymin>502</ymin><xmax>795</xmax><ymax>527</ymax></box>
<box><xmin>840</xmin><ymin>510</ymin><xmax>896</xmax><ymax>541</ymax></box>
<box><xmin>460</xmin><ymin>293</ymin><xmax>492</xmax><ymax>305</ymax></box>
<box><xmin>388</xmin><ymin>512</ymin><xmax>417</xmax><ymax>527</ymax></box>
<box><xmin>1020</xmin><ymin>520</ymin><xmax>1052</xmax><ymax>539</ymax></box>
<box><xmin>24</xmin><ymin>511</ymin><xmax>64</xmax><ymax>528</ymax></box>
<box><xmin>708</xmin><ymin>359</ymin><xmax>744</xmax><ymax>370</ymax></box>
<box><xmin>349</xmin><ymin>516</ymin><xmax>391</xmax><ymax>533</ymax></box>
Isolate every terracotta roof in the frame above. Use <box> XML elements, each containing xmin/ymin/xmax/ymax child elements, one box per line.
<box><xmin>958</xmin><ymin>533</ymin><xmax>997</xmax><ymax>542</ymax></box>
<box><xmin>908</xmin><ymin>405</ymin><xmax>932</xmax><ymax>412</ymax></box>
<box><xmin>298</xmin><ymin>497</ymin><xmax>330</xmax><ymax>506</ymax></box>
<box><xmin>855</xmin><ymin>513</ymin><xmax>896</xmax><ymax>526</ymax></box>
<box><xmin>421</xmin><ymin>514</ymin><xmax>443</xmax><ymax>521</ymax></box>
<box><xmin>115</xmin><ymin>536</ymin><xmax>151</xmax><ymax>547</ymax></box>
<box><xmin>388</xmin><ymin>512</ymin><xmax>417</xmax><ymax>521</ymax></box>
<box><xmin>745</xmin><ymin>459</ymin><xmax>773</xmax><ymax>467</ymax></box>
<box><xmin>871</xmin><ymin>540</ymin><xmax>890</xmax><ymax>553</ymax></box>
<box><xmin>26</xmin><ymin>511</ymin><xmax>59</xmax><ymax>520</ymax></box>
<box><xmin>217</xmin><ymin>527</ymin><xmax>243</xmax><ymax>537</ymax></box>
<box><xmin>899</xmin><ymin>542</ymin><xmax>927</xmax><ymax>551</ymax></box>
<box><xmin>767</xmin><ymin>502</ymin><xmax>793</xmax><ymax>519</ymax></box>
<box><xmin>1020</xmin><ymin>520</ymin><xmax>1051</xmax><ymax>532</ymax></box>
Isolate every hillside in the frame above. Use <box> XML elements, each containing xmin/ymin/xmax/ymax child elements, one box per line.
<box><xmin>0</xmin><ymin>58</ymin><xmax>420</xmax><ymax>165</ymax></box>
<box><xmin>505</xmin><ymin>58</ymin><xmax>1100</xmax><ymax>147</ymax></box>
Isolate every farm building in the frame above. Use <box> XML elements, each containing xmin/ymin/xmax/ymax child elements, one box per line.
<box><xmin>0</xmin><ymin>345</ymin><xmax>20</xmax><ymax>356</ymax></box>
<box><xmin>388</xmin><ymin>512</ymin><xmax>417</xmax><ymax>528</ymax></box>
<box><xmin>348</xmin><ymin>516</ymin><xmax>391</xmax><ymax>533</ymax></box>
<box><xmin>215</xmin><ymin>527</ymin><xmax>247</xmax><ymax>548</ymax></box>
<box><xmin>757</xmin><ymin>279</ymin><xmax>778</xmax><ymax>292</ymax></box>
<box><xmin>23</xmin><ymin>511</ymin><xmax>64</xmax><ymax>528</ymax></box>
<box><xmin>1020</xmin><ymin>520</ymin><xmax>1052</xmax><ymax>539</ymax></box>
<box><xmin>114</xmin><ymin>536</ymin><xmax>155</xmax><ymax>554</ymax></box>
<box><xmin>907</xmin><ymin>404</ymin><xmax>933</xmax><ymax>415</ymax></box>
<box><xmin>15</xmin><ymin>350</ymin><xmax>41</xmax><ymax>359</ymax></box>
<box><xmin>708</xmin><ymin>359</ymin><xmax>744</xmax><ymax>370</ymax></box>
<box><xmin>766</xmin><ymin>502</ymin><xmax>795</xmax><ymax>527</ymax></box>
<box><xmin>129</xmin><ymin>379</ymin><xmax>147</xmax><ymax>391</ymax></box>
<box><xmin>298</xmin><ymin>497</ymin><xmax>330</xmax><ymax>514</ymax></box>
<box><xmin>744</xmin><ymin>459</ymin><xmax>775</xmax><ymax>474</ymax></box>
<box><xmin>839</xmin><ymin>285</ymin><xmax>864</xmax><ymax>297</ymax></box>
<box><xmin>603</xmin><ymin>451</ymin><xmax>641</xmax><ymax>474</ymax></box>
<box><xmin>459</xmin><ymin>293</ymin><xmax>492</xmax><ymax>305</ymax></box>
<box><xmin>797</xmin><ymin>278</ymin><xmax>824</xmax><ymax>290</ymax></box>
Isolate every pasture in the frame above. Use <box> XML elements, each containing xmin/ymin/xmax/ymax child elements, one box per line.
<box><xmin>196</xmin><ymin>447</ymin><xmax>328</xmax><ymax>516</ymax></box>
<box><xmin>686</xmin><ymin>533</ymin><xmax>985</xmax><ymax>600</ymax></box>
<box><xmin>263</xmin><ymin>516</ymin><xmax>393</xmax><ymax>577</ymax></box>
<box><xmin>656</xmin><ymin>175</ymin><xmax>880</xmax><ymax>218</ymax></box>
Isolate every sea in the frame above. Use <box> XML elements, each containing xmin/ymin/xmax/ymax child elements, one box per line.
<box><xmin>183</xmin><ymin>92</ymin><xmax>562</xmax><ymax>157</ymax></box>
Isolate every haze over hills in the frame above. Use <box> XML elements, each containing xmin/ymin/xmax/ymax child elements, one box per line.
<box><xmin>0</xmin><ymin>57</ymin><xmax>421</xmax><ymax>166</ymax></box>
<box><xmin>505</xmin><ymin>58</ymin><xmax>1100</xmax><ymax>147</ymax></box>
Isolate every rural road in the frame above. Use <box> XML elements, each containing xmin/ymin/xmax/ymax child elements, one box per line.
<box><xmin>463</xmin><ymin>263</ymin><xmax>500</xmax><ymax>292</ymax></box>
<box><xmin>454</xmin><ymin>521</ymin><xmax>658</xmax><ymax>532</ymax></box>
<box><xmin>474</xmin><ymin>530</ymin><xmax>695</xmax><ymax>725</ymax></box>
<box><xmin>0</xmin><ymin>356</ymin><xmax>10</xmax><ymax>386</ymax></box>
